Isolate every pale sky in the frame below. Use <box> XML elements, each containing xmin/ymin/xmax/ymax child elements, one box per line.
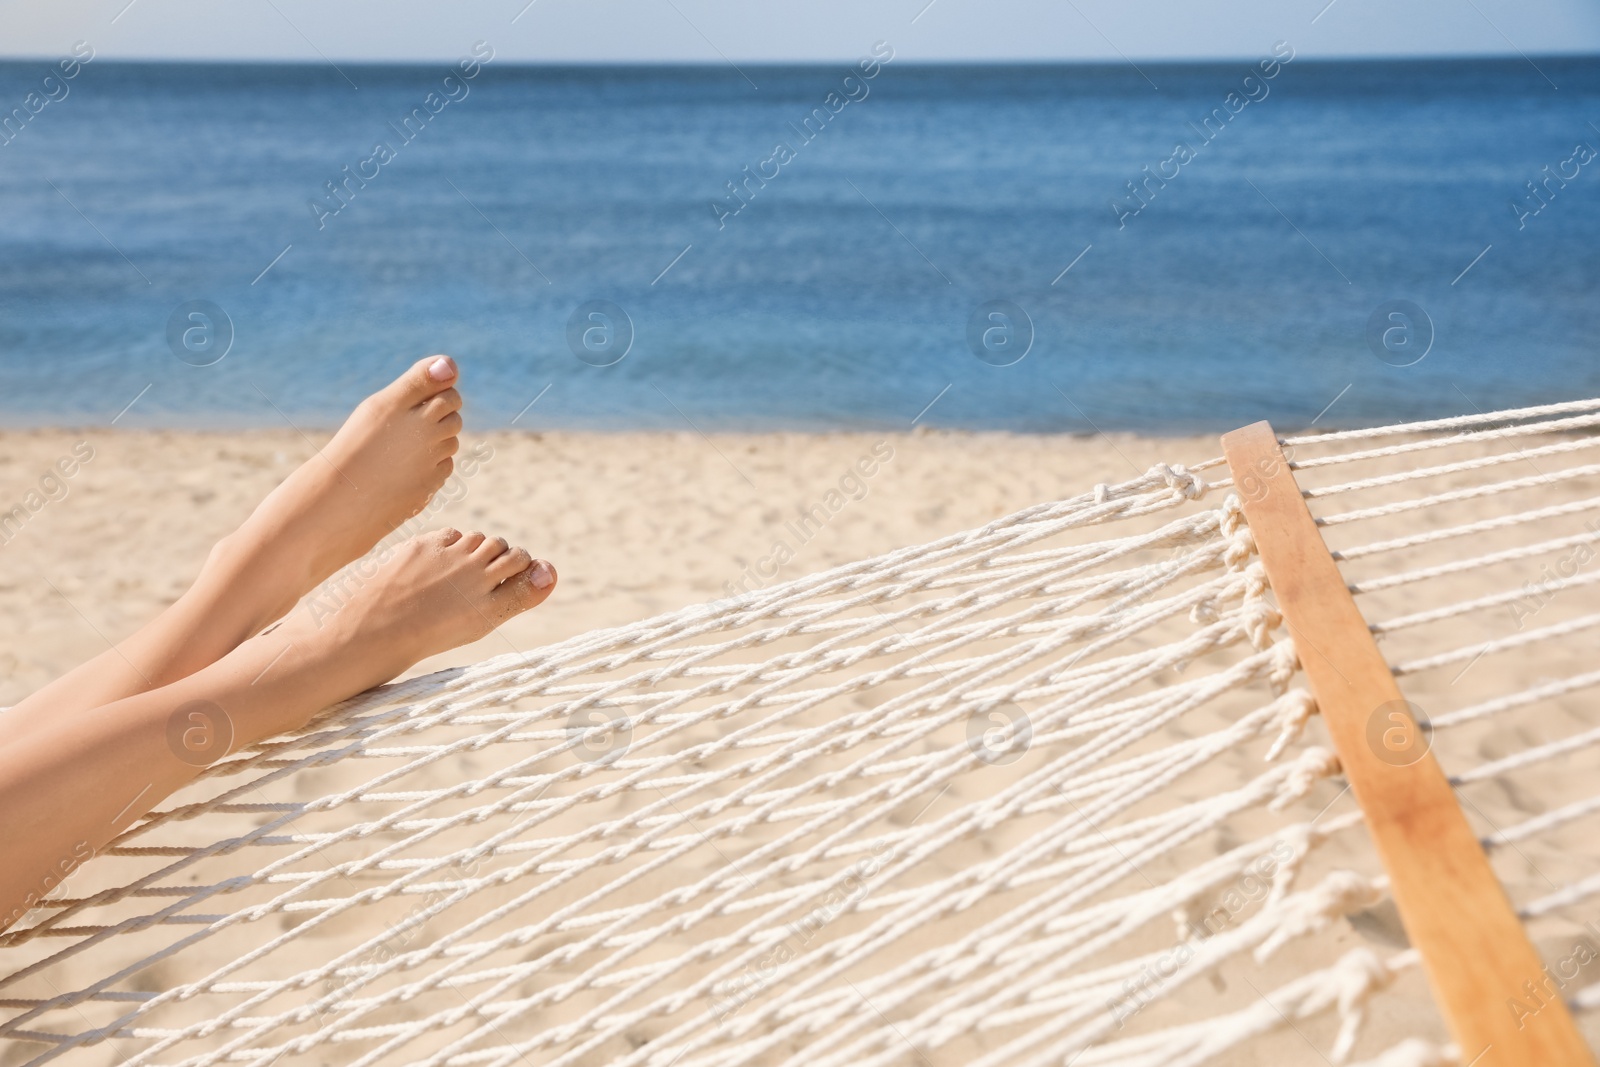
<box><xmin>1</xmin><ymin>0</ymin><xmax>1596</xmax><ymax>63</ymax></box>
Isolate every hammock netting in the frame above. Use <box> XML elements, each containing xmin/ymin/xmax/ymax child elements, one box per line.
<box><xmin>4</xmin><ymin>398</ymin><xmax>1600</xmax><ymax>1067</ymax></box>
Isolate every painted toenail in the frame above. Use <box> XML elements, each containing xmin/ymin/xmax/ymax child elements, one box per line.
<box><xmin>529</xmin><ymin>560</ymin><xmax>556</xmax><ymax>589</ymax></box>
<box><xmin>428</xmin><ymin>357</ymin><xmax>455</xmax><ymax>381</ymax></box>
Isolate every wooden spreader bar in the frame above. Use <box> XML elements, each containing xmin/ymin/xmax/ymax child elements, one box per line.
<box><xmin>1221</xmin><ymin>421</ymin><xmax>1594</xmax><ymax>1066</ymax></box>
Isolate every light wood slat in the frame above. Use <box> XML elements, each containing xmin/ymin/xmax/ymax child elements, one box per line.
<box><xmin>1222</xmin><ymin>420</ymin><xmax>1594</xmax><ymax>1066</ymax></box>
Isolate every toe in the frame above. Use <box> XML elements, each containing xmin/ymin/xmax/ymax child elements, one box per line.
<box><xmin>436</xmin><ymin>527</ymin><xmax>463</xmax><ymax>547</ymax></box>
<box><xmin>457</xmin><ymin>530</ymin><xmax>487</xmax><ymax>553</ymax></box>
<box><xmin>492</xmin><ymin>558</ymin><xmax>556</xmax><ymax>618</ymax></box>
<box><xmin>420</xmin><ymin>389</ymin><xmax>462</xmax><ymax>422</ymax></box>
<box><xmin>487</xmin><ymin>545</ymin><xmax>532</xmax><ymax>583</ymax></box>
<box><xmin>434</xmin><ymin>411</ymin><xmax>463</xmax><ymax>438</ymax></box>
<box><xmin>391</xmin><ymin>355</ymin><xmax>459</xmax><ymax>406</ymax></box>
<box><xmin>474</xmin><ymin>535</ymin><xmax>510</xmax><ymax>561</ymax></box>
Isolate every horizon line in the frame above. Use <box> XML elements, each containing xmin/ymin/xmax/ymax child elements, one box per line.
<box><xmin>1</xmin><ymin>50</ymin><xmax>1597</xmax><ymax>68</ymax></box>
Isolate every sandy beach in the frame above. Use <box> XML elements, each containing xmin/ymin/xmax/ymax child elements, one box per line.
<box><xmin>3</xmin><ymin>423</ymin><xmax>1598</xmax><ymax>1064</ymax></box>
<box><xmin>0</xmin><ymin>427</ymin><xmax>1208</xmax><ymax>707</ymax></box>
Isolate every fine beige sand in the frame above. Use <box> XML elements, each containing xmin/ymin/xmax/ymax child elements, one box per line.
<box><xmin>0</xmin><ymin>427</ymin><xmax>1208</xmax><ymax>706</ymax></box>
<box><xmin>2</xmin><ymin>425</ymin><xmax>1597</xmax><ymax>1064</ymax></box>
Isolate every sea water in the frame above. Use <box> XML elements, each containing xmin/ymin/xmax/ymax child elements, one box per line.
<box><xmin>0</xmin><ymin>55</ymin><xmax>1597</xmax><ymax>431</ymax></box>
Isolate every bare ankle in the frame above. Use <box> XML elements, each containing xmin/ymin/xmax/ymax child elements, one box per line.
<box><xmin>195</xmin><ymin>532</ymin><xmax>306</xmax><ymax>634</ymax></box>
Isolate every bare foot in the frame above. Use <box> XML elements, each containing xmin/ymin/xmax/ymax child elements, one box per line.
<box><xmin>269</xmin><ymin>527</ymin><xmax>558</xmax><ymax>698</ymax></box>
<box><xmin>208</xmin><ymin>355</ymin><xmax>465</xmax><ymax>634</ymax></box>
<box><xmin>0</xmin><ymin>528</ymin><xmax>556</xmax><ymax>931</ymax></box>
<box><xmin>1</xmin><ymin>356</ymin><xmax>474</xmax><ymax>741</ymax></box>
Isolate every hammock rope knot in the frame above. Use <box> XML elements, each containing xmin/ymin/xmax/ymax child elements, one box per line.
<box><xmin>1271</xmin><ymin>745</ymin><xmax>1342</xmax><ymax>811</ymax></box>
<box><xmin>1265</xmin><ymin>688</ymin><xmax>1320</xmax><ymax>762</ymax></box>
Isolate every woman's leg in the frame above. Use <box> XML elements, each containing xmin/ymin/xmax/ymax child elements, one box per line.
<box><xmin>0</xmin><ymin>526</ymin><xmax>557</xmax><ymax>932</ymax></box>
<box><xmin>3</xmin><ymin>355</ymin><xmax>465</xmax><ymax>733</ymax></box>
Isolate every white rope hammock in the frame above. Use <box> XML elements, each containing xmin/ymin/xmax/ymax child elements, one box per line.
<box><xmin>4</xmin><ymin>397</ymin><xmax>1600</xmax><ymax>1067</ymax></box>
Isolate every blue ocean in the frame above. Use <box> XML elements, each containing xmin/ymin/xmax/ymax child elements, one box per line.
<box><xmin>0</xmin><ymin>53</ymin><xmax>1597</xmax><ymax>432</ymax></box>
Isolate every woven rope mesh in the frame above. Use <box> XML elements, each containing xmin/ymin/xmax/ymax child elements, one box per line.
<box><xmin>4</xmin><ymin>397</ymin><xmax>1600</xmax><ymax>1067</ymax></box>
